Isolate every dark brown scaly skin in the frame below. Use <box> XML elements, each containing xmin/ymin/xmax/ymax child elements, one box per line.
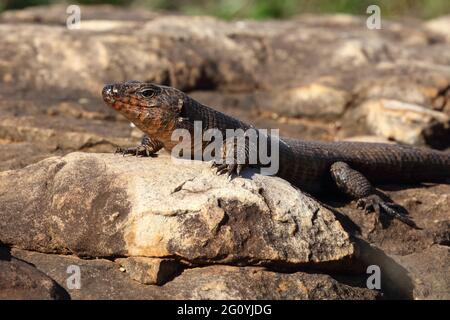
<box><xmin>102</xmin><ymin>81</ymin><xmax>450</xmax><ymax>228</ymax></box>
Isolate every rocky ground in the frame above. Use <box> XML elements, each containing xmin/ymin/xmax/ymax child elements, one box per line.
<box><xmin>0</xmin><ymin>5</ymin><xmax>449</xmax><ymax>300</ymax></box>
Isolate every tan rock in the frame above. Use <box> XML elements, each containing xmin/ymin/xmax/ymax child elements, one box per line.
<box><xmin>0</xmin><ymin>152</ymin><xmax>354</xmax><ymax>267</ymax></box>
<box><xmin>256</xmin><ymin>83</ymin><xmax>351</xmax><ymax>119</ymax></box>
<box><xmin>426</xmin><ymin>16</ymin><xmax>450</xmax><ymax>42</ymax></box>
<box><xmin>341</xmin><ymin>135</ymin><xmax>396</xmax><ymax>144</ymax></box>
<box><xmin>361</xmin><ymin>99</ymin><xmax>449</xmax><ymax>146</ymax></box>
<box><xmin>0</xmin><ymin>4</ymin><xmax>159</xmax><ymax>25</ymax></box>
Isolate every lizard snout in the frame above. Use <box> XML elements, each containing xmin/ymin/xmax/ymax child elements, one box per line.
<box><xmin>102</xmin><ymin>84</ymin><xmax>119</xmax><ymax>104</ymax></box>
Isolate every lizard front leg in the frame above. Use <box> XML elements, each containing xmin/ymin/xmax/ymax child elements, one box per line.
<box><xmin>116</xmin><ymin>134</ymin><xmax>163</xmax><ymax>157</ymax></box>
<box><xmin>212</xmin><ymin>136</ymin><xmax>247</xmax><ymax>176</ymax></box>
<box><xmin>330</xmin><ymin>161</ymin><xmax>419</xmax><ymax>229</ymax></box>
<box><xmin>212</xmin><ymin>135</ymin><xmax>258</xmax><ymax>177</ymax></box>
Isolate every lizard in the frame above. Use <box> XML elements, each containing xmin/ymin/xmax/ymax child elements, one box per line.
<box><xmin>102</xmin><ymin>80</ymin><xmax>450</xmax><ymax>228</ymax></box>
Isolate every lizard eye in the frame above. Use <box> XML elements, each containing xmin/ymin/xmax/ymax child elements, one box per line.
<box><xmin>140</xmin><ymin>89</ymin><xmax>155</xmax><ymax>98</ymax></box>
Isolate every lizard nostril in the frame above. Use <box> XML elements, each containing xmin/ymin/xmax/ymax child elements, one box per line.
<box><xmin>102</xmin><ymin>84</ymin><xmax>113</xmax><ymax>96</ymax></box>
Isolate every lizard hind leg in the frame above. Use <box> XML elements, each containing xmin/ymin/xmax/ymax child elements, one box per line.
<box><xmin>329</xmin><ymin>161</ymin><xmax>419</xmax><ymax>229</ymax></box>
<box><xmin>116</xmin><ymin>134</ymin><xmax>163</xmax><ymax>157</ymax></box>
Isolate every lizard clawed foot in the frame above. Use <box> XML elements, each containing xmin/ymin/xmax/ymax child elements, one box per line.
<box><xmin>356</xmin><ymin>194</ymin><xmax>420</xmax><ymax>229</ymax></box>
<box><xmin>211</xmin><ymin>161</ymin><xmax>246</xmax><ymax>178</ymax></box>
<box><xmin>211</xmin><ymin>135</ymin><xmax>251</xmax><ymax>178</ymax></box>
<box><xmin>115</xmin><ymin>145</ymin><xmax>154</xmax><ymax>157</ymax></box>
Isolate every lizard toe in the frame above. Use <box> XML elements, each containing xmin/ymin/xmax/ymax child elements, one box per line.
<box><xmin>356</xmin><ymin>195</ymin><xmax>379</xmax><ymax>213</ymax></box>
<box><xmin>358</xmin><ymin>194</ymin><xmax>419</xmax><ymax>229</ymax></box>
<box><xmin>379</xmin><ymin>202</ymin><xmax>420</xmax><ymax>229</ymax></box>
<box><xmin>236</xmin><ymin>164</ymin><xmax>244</xmax><ymax>176</ymax></box>
<box><xmin>215</xmin><ymin>164</ymin><xmax>228</xmax><ymax>175</ymax></box>
<box><xmin>227</xmin><ymin>163</ymin><xmax>237</xmax><ymax>176</ymax></box>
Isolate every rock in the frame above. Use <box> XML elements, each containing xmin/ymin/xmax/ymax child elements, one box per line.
<box><xmin>353</xmin><ymin>241</ymin><xmax>450</xmax><ymax>300</ymax></box>
<box><xmin>0</xmin><ymin>141</ymin><xmax>59</xmax><ymax>172</ymax></box>
<box><xmin>392</xmin><ymin>245</ymin><xmax>449</xmax><ymax>299</ymax></box>
<box><xmin>0</xmin><ymin>248</ymin><xmax>68</xmax><ymax>300</ymax></box>
<box><xmin>341</xmin><ymin>135</ymin><xmax>396</xmax><ymax>144</ymax></box>
<box><xmin>255</xmin><ymin>83</ymin><xmax>351</xmax><ymax>120</ymax></box>
<box><xmin>336</xmin><ymin>184</ymin><xmax>450</xmax><ymax>254</ymax></box>
<box><xmin>189</xmin><ymin>91</ymin><xmax>335</xmax><ymax>141</ymax></box>
<box><xmin>0</xmin><ymin>115</ymin><xmax>133</xmax><ymax>153</ymax></box>
<box><xmin>164</xmin><ymin>265</ymin><xmax>379</xmax><ymax>300</ymax></box>
<box><xmin>426</xmin><ymin>16</ymin><xmax>450</xmax><ymax>42</ymax></box>
<box><xmin>0</xmin><ymin>7</ymin><xmax>448</xmax><ymax>98</ymax></box>
<box><xmin>115</xmin><ymin>257</ymin><xmax>181</xmax><ymax>285</ymax></box>
<box><xmin>10</xmin><ymin>248</ymin><xmax>379</xmax><ymax>300</ymax></box>
<box><xmin>0</xmin><ymin>17</ymin><xmax>258</xmax><ymax>97</ymax></box>
<box><xmin>0</xmin><ymin>4</ymin><xmax>159</xmax><ymax>25</ymax></box>
<box><xmin>356</xmin><ymin>73</ymin><xmax>450</xmax><ymax>108</ymax></box>
<box><xmin>335</xmin><ymin>184</ymin><xmax>450</xmax><ymax>299</ymax></box>
<box><xmin>0</xmin><ymin>152</ymin><xmax>354</xmax><ymax>267</ymax></box>
<box><xmin>360</xmin><ymin>99</ymin><xmax>449</xmax><ymax>147</ymax></box>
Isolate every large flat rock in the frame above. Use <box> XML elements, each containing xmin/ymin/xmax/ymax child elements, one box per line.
<box><xmin>0</xmin><ymin>152</ymin><xmax>353</xmax><ymax>267</ymax></box>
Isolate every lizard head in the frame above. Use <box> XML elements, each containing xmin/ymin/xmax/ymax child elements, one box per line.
<box><xmin>102</xmin><ymin>80</ymin><xmax>186</xmax><ymax>135</ymax></box>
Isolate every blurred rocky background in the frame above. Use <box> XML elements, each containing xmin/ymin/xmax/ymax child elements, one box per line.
<box><xmin>0</xmin><ymin>0</ymin><xmax>449</xmax><ymax>300</ymax></box>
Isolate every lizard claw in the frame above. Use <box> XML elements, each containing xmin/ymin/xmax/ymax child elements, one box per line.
<box><xmin>212</xmin><ymin>163</ymin><xmax>227</xmax><ymax>175</ymax></box>
<box><xmin>236</xmin><ymin>164</ymin><xmax>243</xmax><ymax>176</ymax></box>
<box><xmin>357</xmin><ymin>194</ymin><xmax>420</xmax><ymax>229</ymax></box>
<box><xmin>115</xmin><ymin>146</ymin><xmax>135</xmax><ymax>156</ymax></box>
<box><xmin>114</xmin><ymin>145</ymin><xmax>154</xmax><ymax>157</ymax></box>
<box><xmin>227</xmin><ymin>163</ymin><xmax>237</xmax><ymax>176</ymax></box>
<box><xmin>115</xmin><ymin>147</ymin><xmax>131</xmax><ymax>157</ymax></box>
<box><xmin>211</xmin><ymin>161</ymin><xmax>245</xmax><ymax>178</ymax></box>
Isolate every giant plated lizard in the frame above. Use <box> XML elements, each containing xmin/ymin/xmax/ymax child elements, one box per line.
<box><xmin>102</xmin><ymin>81</ymin><xmax>450</xmax><ymax>228</ymax></box>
